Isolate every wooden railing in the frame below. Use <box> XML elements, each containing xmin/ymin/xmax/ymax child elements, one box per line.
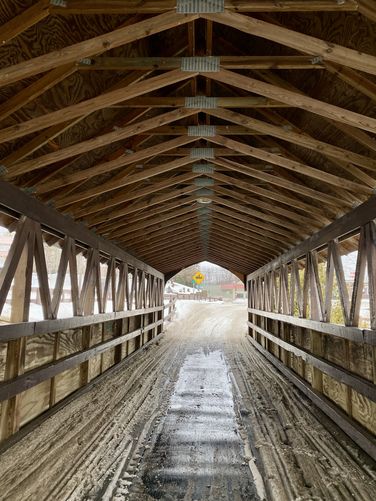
<box><xmin>0</xmin><ymin>182</ymin><xmax>167</xmax><ymax>445</ymax></box>
<box><xmin>247</xmin><ymin>196</ymin><xmax>376</xmax><ymax>460</ymax></box>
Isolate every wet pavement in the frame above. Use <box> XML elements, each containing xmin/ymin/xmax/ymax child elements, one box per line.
<box><xmin>130</xmin><ymin>348</ymin><xmax>259</xmax><ymax>500</ymax></box>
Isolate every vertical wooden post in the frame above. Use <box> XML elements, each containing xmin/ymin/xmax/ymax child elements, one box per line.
<box><xmin>80</xmin><ymin>249</ymin><xmax>97</xmax><ymax>386</ymax></box>
<box><xmin>0</xmin><ymin>231</ymin><xmax>33</xmax><ymax>440</ymax></box>
<box><xmin>309</xmin><ymin>251</ymin><xmax>324</xmax><ymax>393</ymax></box>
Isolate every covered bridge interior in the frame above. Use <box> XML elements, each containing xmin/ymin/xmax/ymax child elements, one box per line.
<box><xmin>0</xmin><ymin>1</ymin><xmax>376</xmax><ymax>498</ymax></box>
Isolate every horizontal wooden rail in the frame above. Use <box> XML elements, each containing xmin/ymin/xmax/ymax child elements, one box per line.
<box><xmin>248</xmin><ymin>321</ymin><xmax>376</xmax><ymax>402</ymax></box>
<box><xmin>247</xmin><ymin>335</ymin><xmax>376</xmax><ymax>462</ymax></box>
<box><xmin>248</xmin><ymin>308</ymin><xmax>375</xmax><ymax>345</ymax></box>
<box><xmin>0</xmin><ymin>306</ymin><xmax>164</xmax><ymax>341</ymax></box>
<box><xmin>0</xmin><ymin>317</ymin><xmax>165</xmax><ymax>402</ymax></box>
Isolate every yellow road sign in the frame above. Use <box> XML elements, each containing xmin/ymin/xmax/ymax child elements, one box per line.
<box><xmin>193</xmin><ymin>272</ymin><xmax>205</xmax><ymax>284</ymax></box>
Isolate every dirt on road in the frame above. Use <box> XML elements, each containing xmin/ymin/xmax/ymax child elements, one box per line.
<box><xmin>0</xmin><ymin>301</ymin><xmax>375</xmax><ymax>501</ymax></box>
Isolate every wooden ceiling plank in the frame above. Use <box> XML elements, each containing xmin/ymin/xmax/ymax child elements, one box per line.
<box><xmin>111</xmin><ymin>205</ymin><xmax>198</xmax><ymax>240</ymax></box>
<box><xmin>202</xmin><ymin>11</ymin><xmax>376</xmax><ymax>75</ymax></box>
<box><xmin>0</xmin><ymin>65</ymin><xmax>76</xmax><ymax>124</ymax></box>
<box><xmin>144</xmin><ymin>242</ymin><xmax>203</xmax><ymax>262</ymax></box>
<box><xmin>135</xmin><ymin>231</ymin><xmax>203</xmax><ymax>257</ymax></box>
<box><xmin>35</xmin><ymin>134</ymin><xmax>197</xmax><ymax>194</ymax></box>
<box><xmin>49</xmin><ymin>1</ymin><xmax>358</xmax><ymax>15</ymax></box>
<box><xmin>54</xmin><ymin>156</ymin><xmax>197</xmax><ymax>208</ymax></box>
<box><xmin>210</xmin><ymin>202</ymin><xmax>297</xmax><ymax>240</ymax></box>
<box><xmin>208</xmin><ymin>135</ymin><xmax>371</xmax><ymax>195</ymax></box>
<box><xmin>0</xmin><ymin>0</ymin><xmax>50</xmax><ymax>45</ymax></box>
<box><xmin>129</xmin><ymin>224</ymin><xmax>200</xmax><ymax>252</ymax></box>
<box><xmin>326</xmin><ymin>64</ymin><xmax>376</xmax><ymax>104</ymax></box>
<box><xmin>92</xmin><ymin>185</ymin><xmax>198</xmax><ymax>232</ymax></box>
<box><xmin>253</xmin><ymin>70</ymin><xmax>376</xmax><ymax>185</ymax></box>
<box><xmin>124</xmin><ymin>220</ymin><xmax>199</xmax><ymax>248</ymax></box>
<box><xmin>212</xmin><ymin>195</ymin><xmax>303</xmax><ymax>234</ymax></box>
<box><xmin>104</xmin><ymin>196</ymin><xmax>200</xmax><ymax>237</ymax></box>
<box><xmin>208</xmin><ymin>227</ymin><xmax>276</xmax><ymax>259</ymax></box>
<box><xmin>210</xmin><ymin>171</ymin><xmax>330</xmax><ymax>223</ymax></box>
<box><xmin>208</xmin><ymin>234</ymin><xmax>264</xmax><ymax>262</ymax></box>
<box><xmin>205</xmin><ymin>69</ymin><xmax>376</xmax><ymax>133</ymax></box>
<box><xmin>333</xmin><ymin>122</ymin><xmax>376</xmax><ymax>155</ymax></box>
<box><xmin>6</xmin><ymin>107</ymin><xmax>198</xmax><ymax>179</ymax></box>
<box><xmin>0</xmin><ymin>70</ymin><xmax>197</xmax><ymax>146</ymax></box>
<box><xmin>1</xmin><ymin>117</ymin><xmax>87</xmax><ymax>169</ymax></box>
<box><xmin>212</xmin><ymin>184</ymin><xmax>321</xmax><ymax>229</ymax></box>
<box><xmin>212</xmin><ymin>156</ymin><xmax>348</xmax><ymax>209</ymax></box>
<box><xmin>253</xmin><ymin>133</ymin><xmax>364</xmax><ymax>207</ymax></box>
<box><xmin>358</xmin><ymin>0</ymin><xmax>376</xmax><ymax>23</ymax></box>
<box><xmin>131</xmin><ymin>224</ymin><xmax>274</xmax><ymax>262</ymax></box>
<box><xmin>206</xmin><ymin>248</ymin><xmax>253</xmax><ymax>271</ymax></box>
<box><xmin>211</xmin><ymin>216</ymin><xmax>282</xmax><ymax>254</ymax></box>
<box><xmin>79</xmin><ymin>55</ymin><xmax>326</xmax><ymax>71</ymax></box>
<box><xmin>207</xmin><ymin>108</ymin><xmax>376</xmax><ymax>172</ymax></box>
<box><xmin>146</xmin><ymin>246</ymin><xmax>204</xmax><ymax>267</ymax></box>
<box><xmin>0</xmin><ymin>11</ymin><xmax>198</xmax><ymax>88</ymax></box>
<box><xmin>116</xmin><ymin>212</ymin><xmax>202</xmax><ymax>244</ymax></box>
<box><xmin>73</xmin><ymin>172</ymin><xmax>200</xmax><ymax>220</ymax></box>
<box><xmin>2</xmin><ymin>72</ymin><xmax>152</xmax><ymax>169</ymax></box>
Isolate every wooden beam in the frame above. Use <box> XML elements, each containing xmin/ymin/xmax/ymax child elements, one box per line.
<box><xmin>210</xmin><ymin>171</ymin><xmax>330</xmax><ymax>222</ymax></box>
<box><xmin>93</xmin><ymin>185</ymin><xmax>198</xmax><ymax>232</ymax></box>
<box><xmin>0</xmin><ymin>70</ymin><xmax>197</xmax><ymax>146</ymax></box>
<box><xmin>54</xmin><ymin>156</ymin><xmax>197</xmax><ymax>207</ymax></box>
<box><xmin>143</xmin><ymin>241</ymin><xmax>203</xmax><ymax>262</ymax></box>
<box><xmin>0</xmin><ymin>65</ymin><xmax>76</xmax><ymax>124</ymax></box>
<box><xmin>116</xmin><ymin>212</ymin><xmax>201</xmax><ymax>245</ymax></box>
<box><xmin>129</xmin><ymin>224</ymin><xmax>200</xmax><ymax>253</ymax></box>
<box><xmin>111</xmin><ymin>205</ymin><xmax>198</xmax><ymax>240</ymax></box>
<box><xmin>6</xmin><ymin>108</ymin><xmax>197</xmax><ymax>179</ymax></box>
<box><xmin>137</xmin><ymin>125</ymin><xmax>263</xmax><ymax>135</ymax></box>
<box><xmin>208</xmin><ymin>135</ymin><xmax>370</xmax><ymax>195</ymax></box>
<box><xmin>0</xmin><ymin>11</ymin><xmax>198</xmax><ymax>88</ymax></box>
<box><xmin>202</xmin><ymin>10</ymin><xmax>376</xmax><ymax>76</ymax></box>
<box><xmin>326</xmin><ymin>63</ymin><xmax>376</xmax><ymax>104</ymax></box>
<box><xmin>212</xmin><ymin>195</ymin><xmax>303</xmax><ymax>235</ymax></box>
<box><xmin>74</xmin><ymin>172</ymin><xmax>199</xmax><ymax>219</ymax></box>
<box><xmin>125</xmin><ymin>220</ymin><xmax>199</xmax><ymax>248</ymax></box>
<box><xmin>104</xmin><ymin>96</ymin><xmax>291</xmax><ymax>108</ymax></box>
<box><xmin>79</xmin><ymin>55</ymin><xmax>325</xmax><ymax>71</ymax></box>
<box><xmin>50</xmin><ymin>1</ymin><xmax>358</xmax><ymax>14</ymax></box>
<box><xmin>104</xmin><ymin>196</ymin><xmax>200</xmax><ymax>237</ymax></box>
<box><xmin>211</xmin><ymin>202</ymin><xmax>297</xmax><ymax>241</ymax></box>
<box><xmin>36</xmin><ymin>136</ymin><xmax>197</xmax><ymax>195</ymax></box>
<box><xmin>1</xmin><ymin>117</ymin><xmax>87</xmax><ymax>169</ymax></box>
<box><xmin>212</xmin><ymin>156</ymin><xmax>347</xmax><ymax>209</ymax></box>
<box><xmin>211</xmin><ymin>215</ymin><xmax>281</xmax><ymax>254</ymax></box>
<box><xmin>206</xmin><ymin>69</ymin><xmax>376</xmax><ymax>133</ymax></box>
<box><xmin>212</xmin><ymin>184</ymin><xmax>320</xmax><ymax>229</ymax></box>
<box><xmin>207</xmin><ymin>108</ymin><xmax>376</xmax><ymax>172</ymax></box>
<box><xmin>358</xmin><ymin>0</ymin><xmax>376</xmax><ymax>23</ymax></box>
<box><xmin>0</xmin><ymin>0</ymin><xmax>49</xmax><ymax>45</ymax></box>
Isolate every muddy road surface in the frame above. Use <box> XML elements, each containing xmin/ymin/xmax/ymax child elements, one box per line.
<box><xmin>0</xmin><ymin>301</ymin><xmax>375</xmax><ymax>500</ymax></box>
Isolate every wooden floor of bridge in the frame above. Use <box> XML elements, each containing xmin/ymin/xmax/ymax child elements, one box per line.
<box><xmin>0</xmin><ymin>302</ymin><xmax>375</xmax><ymax>501</ymax></box>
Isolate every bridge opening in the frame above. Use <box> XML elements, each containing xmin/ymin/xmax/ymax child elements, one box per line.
<box><xmin>165</xmin><ymin>261</ymin><xmax>245</xmax><ymax>301</ymax></box>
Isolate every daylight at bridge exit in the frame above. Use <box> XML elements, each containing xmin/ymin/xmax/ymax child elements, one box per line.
<box><xmin>0</xmin><ymin>1</ymin><xmax>376</xmax><ymax>500</ymax></box>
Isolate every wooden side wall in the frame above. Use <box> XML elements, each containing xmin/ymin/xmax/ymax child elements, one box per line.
<box><xmin>247</xmin><ymin>217</ymin><xmax>376</xmax><ymax>460</ymax></box>
<box><xmin>0</xmin><ymin>200</ymin><xmax>171</xmax><ymax>445</ymax></box>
